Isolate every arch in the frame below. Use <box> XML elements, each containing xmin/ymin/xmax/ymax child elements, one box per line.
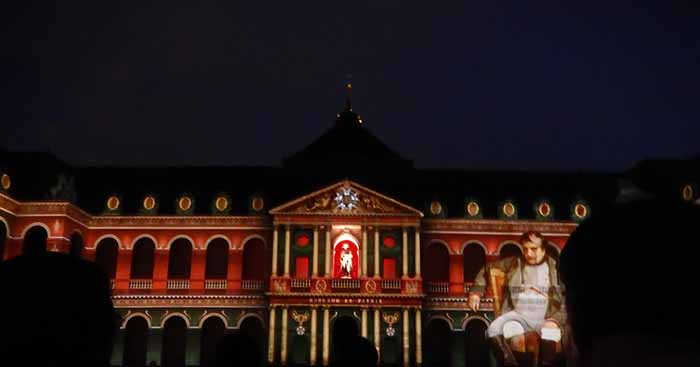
<box><xmin>0</xmin><ymin>216</ymin><xmax>9</xmax><ymax>235</ymax></box>
<box><xmin>240</xmin><ymin>234</ymin><xmax>267</xmax><ymax>250</ymax></box>
<box><xmin>459</xmin><ymin>240</ymin><xmax>487</xmax><ymax>254</ymax></box>
<box><xmin>546</xmin><ymin>241</ymin><xmax>561</xmax><ymax>262</ymax></box>
<box><xmin>426</xmin><ymin>315</ymin><xmax>454</xmax><ymax>330</ymax></box>
<box><xmin>427</xmin><ymin>239</ymin><xmax>453</xmax><ymax>255</ymax></box>
<box><xmin>166</xmin><ymin>234</ymin><xmax>196</xmax><ymax>250</ymax></box>
<box><xmin>162</xmin><ymin>315</ymin><xmax>188</xmax><ymax>367</ymax></box>
<box><xmin>424</xmin><ymin>317</ymin><xmax>452</xmax><ymax>367</ymax></box>
<box><xmin>122</xmin><ymin>315</ymin><xmax>150</xmax><ymax>367</ymax></box>
<box><xmin>160</xmin><ymin>312</ymin><xmax>192</xmax><ymax>328</ymax></box>
<box><xmin>463</xmin><ymin>242</ymin><xmax>487</xmax><ymax>283</ymax></box>
<box><xmin>131</xmin><ymin>237</ymin><xmax>156</xmax><ymax>279</ymax></box>
<box><xmin>205</xmin><ymin>238</ymin><xmax>229</xmax><ymax>279</ymax></box>
<box><xmin>204</xmin><ymin>235</ymin><xmax>233</xmax><ymax>250</ymax></box>
<box><xmin>199</xmin><ymin>315</ymin><xmax>227</xmax><ymax>367</ymax></box>
<box><xmin>242</xmin><ymin>238</ymin><xmax>267</xmax><ymax>281</ymax></box>
<box><xmin>69</xmin><ymin>231</ymin><xmax>84</xmax><ymax>258</ymax></box>
<box><xmin>198</xmin><ymin>313</ymin><xmax>229</xmax><ymax>328</ymax></box>
<box><xmin>460</xmin><ymin>315</ymin><xmax>490</xmax><ymax>331</ymax></box>
<box><xmin>20</xmin><ymin>222</ymin><xmax>51</xmax><ymax>238</ymax></box>
<box><xmin>498</xmin><ymin>241</ymin><xmax>522</xmax><ymax>260</ymax></box>
<box><xmin>91</xmin><ymin>234</ymin><xmax>123</xmax><ymax>250</ymax></box>
<box><xmin>464</xmin><ymin>317</ymin><xmax>489</xmax><ymax>367</ymax></box>
<box><xmin>121</xmin><ymin>312</ymin><xmax>153</xmax><ymax>329</ymax></box>
<box><xmin>423</xmin><ymin>241</ymin><xmax>450</xmax><ymax>283</ymax></box>
<box><xmin>332</xmin><ymin>235</ymin><xmax>360</xmax><ymax>279</ymax></box>
<box><xmin>95</xmin><ymin>237</ymin><xmax>119</xmax><ymax>278</ymax></box>
<box><xmin>22</xmin><ymin>225</ymin><xmax>49</xmax><ymax>255</ymax></box>
<box><xmin>130</xmin><ymin>234</ymin><xmax>159</xmax><ymax>250</ymax></box>
<box><xmin>238</xmin><ymin>314</ymin><xmax>266</xmax><ymax>363</ymax></box>
<box><xmin>497</xmin><ymin>240</ymin><xmax>522</xmax><ymax>253</ymax></box>
<box><xmin>235</xmin><ymin>313</ymin><xmax>266</xmax><ymax>329</ymax></box>
<box><xmin>168</xmin><ymin>238</ymin><xmax>193</xmax><ymax>279</ymax></box>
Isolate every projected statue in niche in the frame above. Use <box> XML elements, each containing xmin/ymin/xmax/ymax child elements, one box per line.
<box><xmin>333</xmin><ymin>240</ymin><xmax>359</xmax><ymax>279</ymax></box>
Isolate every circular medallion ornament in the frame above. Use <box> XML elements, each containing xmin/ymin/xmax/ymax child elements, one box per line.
<box><xmin>335</xmin><ymin>188</ymin><xmax>359</xmax><ymax>211</ymax></box>
<box><xmin>215</xmin><ymin>196</ymin><xmax>229</xmax><ymax>211</ymax></box>
<box><xmin>143</xmin><ymin>196</ymin><xmax>156</xmax><ymax>210</ymax></box>
<box><xmin>538</xmin><ymin>202</ymin><xmax>551</xmax><ymax>217</ymax></box>
<box><xmin>682</xmin><ymin>185</ymin><xmax>694</xmax><ymax>201</ymax></box>
<box><xmin>430</xmin><ymin>201</ymin><xmax>442</xmax><ymax>215</ymax></box>
<box><xmin>106</xmin><ymin>196</ymin><xmax>120</xmax><ymax>210</ymax></box>
<box><xmin>466</xmin><ymin>201</ymin><xmax>480</xmax><ymax>217</ymax></box>
<box><xmin>574</xmin><ymin>203</ymin><xmax>588</xmax><ymax>219</ymax></box>
<box><xmin>364</xmin><ymin>279</ymin><xmax>377</xmax><ymax>293</ymax></box>
<box><xmin>503</xmin><ymin>202</ymin><xmax>516</xmax><ymax>217</ymax></box>
<box><xmin>296</xmin><ymin>234</ymin><xmax>310</xmax><ymax>247</ymax></box>
<box><xmin>252</xmin><ymin>197</ymin><xmax>264</xmax><ymax>212</ymax></box>
<box><xmin>296</xmin><ymin>325</ymin><xmax>306</xmax><ymax>336</ymax></box>
<box><xmin>178</xmin><ymin>196</ymin><xmax>192</xmax><ymax>211</ymax></box>
<box><xmin>314</xmin><ymin>279</ymin><xmax>328</xmax><ymax>293</ymax></box>
<box><xmin>1</xmin><ymin>174</ymin><xmax>10</xmax><ymax>190</ymax></box>
<box><xmin>383</xmin><ymin>236</ymin><xmax>396</xmax><ymax>248</ymax></box>
<box><xmin>385</xmin><ymin>326</ymin><xmax>396</xmax><ymax>337</ymax></box>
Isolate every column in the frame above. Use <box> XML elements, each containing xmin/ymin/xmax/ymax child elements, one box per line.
<box><xmin>311</xmin><ymin>307</ymin><xmax>318</xmax><ymax>366</ymax></box>
<box><xmin>361</xmin><ymin>226</ymin><xmax>368</xmax><ymax>277</ymax></box>
<box><xmin>268</xmin><ymin>307</ymin><xmax>276</xmax><ymax>364</ymax></box>
<box><xmin>281</xmin><ymin>307</ymin><xmax>289</xmax><ymax>365</ymax></box>
<box><xmin>374</xmin><ymin>308</ymin><xmax>381</xmax><ymax>356</ymax></box>
<box><xmin>312</xmin><ymin>227</ymin><xmax>319</xmax><ymax>276</ymax></box>
<box><xmin>324</xmin><ymin>227</ymin><xmax>331</xmax><ymax>276</ymax></box>
<box><xmin>283</xmin><ymin>226</ymin><xmax>291</xmax><ymax>277</ymax></box>
<box><xmin>272</xmin><ymin>226</ymin><xmax>279</xmax><ymax>276</ymax></box>
<box><xmin>414</xmin><ymin>227</ymin><xmax>421</xmax><ymax>278</ymax></box>
<box><xmin>361</xmin><ymin>308</ymin><xmax>368</xmax><ymax>338</ymax></box>
<box><xmin>403</xmin><ymin>308</ymin><xmax>410</xmax><ymax>367</ymax></box>
<box><xmin>415</xmin><ymin>309</ymin><xmax>423</xmax><ymax>366</ymax></box>
<box><xmin>322</xmin><ymin>307</ymin><xmax>330</xmax><ymax>366</ymax></box>
<box><xmin>402</xmin><ymin>227</ymin><xmax>408</xmax><ymax>278</ymax></box>
<box><xmin>374</xmin><ymin>228</ymin><xmax>380</xmax><ymax>278</ymax></box>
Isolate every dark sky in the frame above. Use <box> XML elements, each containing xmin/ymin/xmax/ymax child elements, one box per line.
<box><xmin>3</xmin><ymin>1</ymin><xmax>699</xmax><ymax>171</ymax></box>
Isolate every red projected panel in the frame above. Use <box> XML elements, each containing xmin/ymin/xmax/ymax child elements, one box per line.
<box><xmin>383</xmin><ymin>258</ymin><xmax>397</xmax><ymax>279</ymax></box>
<box><xmin>295</xmin><ymin>256</ymin><xmax>309</xmax><ymax>278</ymax></box>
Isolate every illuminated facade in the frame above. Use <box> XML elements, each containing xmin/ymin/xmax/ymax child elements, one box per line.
<box><xmin>1</xmin><ymin>102</ymin><xmax>697</xmax><ymax>367</ymax></box>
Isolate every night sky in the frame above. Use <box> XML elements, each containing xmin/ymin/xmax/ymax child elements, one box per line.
<box><xmin>3</xmin><ymin>1</ymin><xmax>699</xmax><ymax>171</ymax></box>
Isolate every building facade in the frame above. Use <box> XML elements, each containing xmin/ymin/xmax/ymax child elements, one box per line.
<box><xmin>1</xmin><ymin>103</ymin><xmax>698</xmax><ymax>367</ymax></box>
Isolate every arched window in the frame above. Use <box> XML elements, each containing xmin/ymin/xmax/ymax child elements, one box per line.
<box><xmin>122</xmin><ymin>316</ymin><xmax>149</xmax><ymax>367</ymax></box>
<box><xmin>69</xmin><ymin>232</ymin><xmax>83</xmax><ymax>258</ymax></box>
<box><xmin>205</xmin><ymin>239</ymin><xmax>229</xmax><ymax>279</ymax></box>
<box><xmin>423</xmin><ymin>242</ymin><xmax>450</xmax><ymax>282</ymax></box>
<box><xmin>463</xmin><ymin>243</ymin><xmax>486</xmax><ymax>282</ymax></box>
<box><xmin>464</xmin><ymin>320</ymin><xmax>489</xmax><ymax>366</ymax></box>
<box><xmin>95</xmin><ymin>237</ymin><xmax>119</xmax><ymax>278</ymax></box>
<box><xmin>131</xmin><ymin>238</ymin><xmax>155</xmax><ymax>279</ymax></box>
<box><xmin>200</xmin><ymin>316</ymin><xmax>226</xmax><ymax>367</ymax></box>
<box><xmin>168</xmin><ymin>238</ymin><xmax>193</xmax><ymax>279</ymax></box>
<box><xmin>499</xmin><ymin>243</ymin><xmax>522</xmax><ymax>260</ymax></box>
<box><xmin>424</xmin><ymin>319</ymin><xmax>452</xmax><ymax>367</ymax></box>
<box><xmin>161</xmin><ymin>317</ymin><xmax>188</xmax><ymax>367</ymax></box>
<box><xmin>22</xmin><ymin>226</ymin><xmax>48</xmax><ymax>255</ymax></box>
<box><xmin>239</xmin><ymin>316</ymin><xmax>265</xmax><ymax>362</ymax></box>
<box><xmin>242</xmin><ymin>238</ymin><xmax>266</xmax><ymax>280</ymax></box>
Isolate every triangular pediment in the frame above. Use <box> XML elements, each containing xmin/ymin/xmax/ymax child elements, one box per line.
<box><xmin>269</xmin><ymin>180</ymin><xmax>423</xmax><ymax>217</ymax></box>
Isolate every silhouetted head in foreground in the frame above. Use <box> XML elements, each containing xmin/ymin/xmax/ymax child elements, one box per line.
<box><xmin>214</xmin><ymin>331</ymin><xmax>261</xmax><ymax>367</ymax></box>
<box><xmin>331</xmin><ymin>335</ymin><xmax>378</xmax><ymax>367</ymax></box>
<box><xmin>560</xmin><ymin>199</ymin><xmax>700</xmax><ymax>367</ymax></box>
<box><xmin>0</xmin><ymin>252</ymin><xmax>116</xmax><ymax>366</ymax></box>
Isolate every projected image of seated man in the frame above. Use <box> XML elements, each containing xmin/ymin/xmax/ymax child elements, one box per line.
<box><xmin>469</xmin><ymin>231</ymin><xmax>565</xmax><ymax>366</ymax></box>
